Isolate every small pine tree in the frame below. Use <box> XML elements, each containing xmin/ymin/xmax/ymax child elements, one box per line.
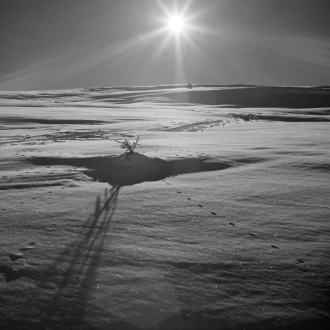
<box><xmin>114</xmin><ymin>136</ymin><xmax>140</xmax><ymax>159</ymax></box>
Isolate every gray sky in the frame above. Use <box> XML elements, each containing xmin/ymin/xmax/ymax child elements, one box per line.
<box><xmin>1</xmin><ymin>0</ymin><xmax>330</xmax><ymax>90</ymax></box>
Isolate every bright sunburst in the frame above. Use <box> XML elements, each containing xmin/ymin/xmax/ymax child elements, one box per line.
<box><xmin>168</xmin><ymin>15</ymin><xmax>185</xmax><ymax>33</ymax></box>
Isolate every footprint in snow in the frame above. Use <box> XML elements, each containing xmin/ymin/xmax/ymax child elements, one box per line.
<box><xmin>8</xmin><ymin>252</ymin><xmax>24</xmax><ymax>262</ymax></box>
<box><xmin>19</xmin><ymin>242</ymin><xmax>37</xmax><ymax>252</ymax></box>
<box><xmin>179</xmin><ymin>192</ymin><xmax>224</xmax><ymax>217</ymax></box>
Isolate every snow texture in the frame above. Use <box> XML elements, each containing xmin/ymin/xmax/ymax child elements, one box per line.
<box><xmin>0</xmin><ymin>84</ymin><xmax>330</xmax><ymax>329</ymax></box>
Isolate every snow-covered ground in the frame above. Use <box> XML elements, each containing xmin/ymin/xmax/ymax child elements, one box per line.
<box><xmin>0</xmin><ymin>85</ymin><xmax>329</xmax><ymax>329</ymax></box>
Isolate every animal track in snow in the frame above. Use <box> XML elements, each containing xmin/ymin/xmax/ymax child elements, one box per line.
<box><xmin>166</xmin><ymin>184</ymin><xmax>306</xmax><ymax>262</ymax></box>
<box><xmin>180</xmin><ymin>191</ymin><xmax>222</xmax><ymax>217</ymax></box>
<box><xmin>180</xmin><ymin>192</ymin><xmax>313</xmax><ymax>263</ymax></box>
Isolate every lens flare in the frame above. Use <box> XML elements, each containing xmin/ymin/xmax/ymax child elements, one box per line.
<box><xmin>168</xmin><ymin>15</ymin><xmax>185</xmax><ymax>33</ymax></box>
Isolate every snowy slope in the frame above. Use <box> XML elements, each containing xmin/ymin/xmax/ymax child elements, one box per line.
<box><xmin>0</xmin><ymin>85</ymin><xmax>329</xmax><ymax>329</ymax></box>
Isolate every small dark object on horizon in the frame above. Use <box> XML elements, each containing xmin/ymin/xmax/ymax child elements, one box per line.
<box><xmin>187</xmin><ymin>83</ymin><xmax>193</xmax><ymax>89</ymax></box>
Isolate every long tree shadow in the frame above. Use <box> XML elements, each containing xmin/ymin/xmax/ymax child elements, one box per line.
<box><xmin>41</xmin><ymin>185</ymin><xmax>121</xmax><ymax>329</ymax></box>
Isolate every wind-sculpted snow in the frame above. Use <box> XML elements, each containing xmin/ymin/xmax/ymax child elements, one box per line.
<box><xmin>0</xmin><ymin>117</ymin><xmax>108</xmax><ymax>125</ymax></box>
<box><xmin>229</xmin><ymin>112</ymin><xmax>330</xmax><ymax>122</ymax></box>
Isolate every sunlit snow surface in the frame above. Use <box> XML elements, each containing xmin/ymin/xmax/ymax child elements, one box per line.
<box><xmin>0</xmin><ymin>85</ymin><xmax>329</xmax><ymax>329</ymax></box>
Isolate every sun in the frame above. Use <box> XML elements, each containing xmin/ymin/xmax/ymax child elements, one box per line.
<box><xmin>167</xmin><ymin>15</ymin><xmax>185</xmax><ymax>33</ymax></box>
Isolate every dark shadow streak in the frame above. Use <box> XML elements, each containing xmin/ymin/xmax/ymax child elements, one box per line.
<box><xmin>0</xmin><ymin>186</ymin><xmax>126</xmax><ymax>329</ymax></box>
<box><xmin>38</xmin><ymin>185</ymin><xmax>121</xmax><ymax>328</ymax></box>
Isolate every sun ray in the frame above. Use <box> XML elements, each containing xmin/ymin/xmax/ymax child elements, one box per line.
<box><xmin>174</xmin><ymin>33</ymin><xmax>186</xmax><ymax>84</ymax></box>
<box><xmin>149</xmin><ymin>31</ymin><xmax>173</xmax><ymax>68</ymax></box>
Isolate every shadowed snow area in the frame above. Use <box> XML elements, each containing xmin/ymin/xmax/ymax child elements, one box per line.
<box><xmin>155</xmin><ymin>86</ymin><xmax>330</xmax><ymax>108</ymax></box>
<box><xmin>28</xmin><ymin>153</ymin><xmax>232</xmax><ymax>186</ymax></box>
<box><xmin>0</xmin><ymin>84</ymin><xmax>329</xmax><ymax>330</ymax></box>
